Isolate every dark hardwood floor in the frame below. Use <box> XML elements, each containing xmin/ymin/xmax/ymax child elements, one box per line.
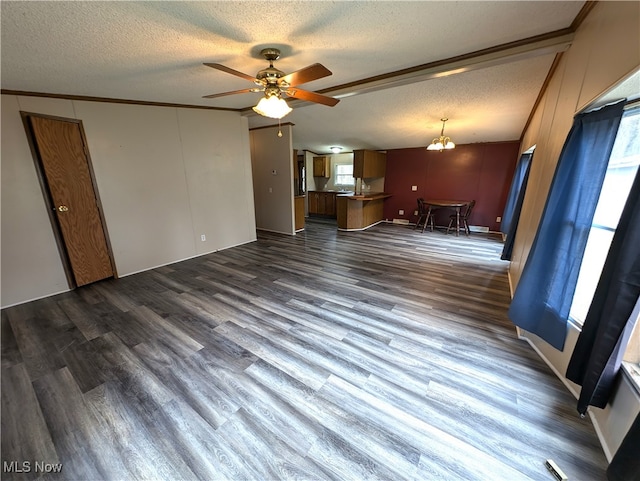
<box><xmin>1</xmin><ymin>219</ymin><xmax>607</xmax><ymax>480</ymax></box>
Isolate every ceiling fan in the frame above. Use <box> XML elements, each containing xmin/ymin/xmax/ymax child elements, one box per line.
<box><xmin>202</xmin><ymin>48</ymin><xmax>340</xmax><ymax>119</ymax></box>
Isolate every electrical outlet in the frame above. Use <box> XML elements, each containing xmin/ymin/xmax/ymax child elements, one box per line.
<box><xmin>411</xmin><ymin>185</ymin><xmax>418</xmax><ymax>191</ymax></box>
<box><xmin>496</xmin><ymin>216</ymin><xmax>502</xmax><ymax>222</ymax></box>
<box><xmin>399</xmin><ymin>209</ymin><xmax>404</xmax><ymax>215</ymax></box>
<box><xmin>200</xmin><ymin>234</ymin><xmax>206</xmax><ymax>241</ymax></box>
<box><xmin>269</xmin><ymin>187</ymin><xmax>273</xmax><ymax>193</ymax></box>
<box><xmin>414</xmin><ymin>210</ymin><xmax>418</xmax><ymax>216</ymax></box>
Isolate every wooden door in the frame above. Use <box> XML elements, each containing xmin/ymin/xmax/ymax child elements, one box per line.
<box><xmin>313</xmin><ymin>157</ymin><xmax>323</xmax><ymax>177</ymax></box>
<box><xmin>354</xmin><ymin>150</ymin><xmax>386</xmax><ymax>178</ymax></box>
<box><xmin>28</xmin><ymin>115</ymin><xmax>114</xmax><ymax>287</ymax></box>
<box><xmin>313</xmin><ymin>156</ymin><xmax>330</xmax><ymax>178</ymax></box>
<box><xmin>325</xmin><ymin>192</ymin><xmax>336</xmax><ymax>216</ymax></box>
<box><xmin>309</xmin><ymin>192</ymin><xmax>320</xmax><ymax>215</ymax></box>
<box><xmin>318</xmin><ymin>193</ymin><xmax>327</xmax><ymax>215</ymax></box>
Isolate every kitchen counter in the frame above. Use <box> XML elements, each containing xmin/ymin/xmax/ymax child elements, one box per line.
<box><xmin>343</xmin><ymin>192</ymin><xmax>391</xmax><ymax>201</ymax></box>
<box><xmin>336</xmin><ymin>192</ymin><xmax>392</xmax><ymax>231</ymax></box>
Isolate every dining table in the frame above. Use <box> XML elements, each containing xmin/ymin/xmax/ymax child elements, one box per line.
<box><xmin>423</xmin><ymin>199</ymin><xmax>471</xmax><ymax>236</ymax></box>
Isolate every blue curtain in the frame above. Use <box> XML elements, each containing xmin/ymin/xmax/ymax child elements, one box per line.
<box><xmin>501</xmin><ymin>152</ymin><xmax>533</xmax><ymax>261</ymax></box>
<box><xmin>566</xmin><ymin>155</ymin><xmax>640</xmax><ymax>415</ymax></box>
<box><xmin>508</xmin><ymin>101</ymin><xmax>625</xmax><ymax>350</ymax></box>
<box><xmin>501</xmin><ymin>152</ymin><xmax>533</xmax><ymax>235</ymax></box>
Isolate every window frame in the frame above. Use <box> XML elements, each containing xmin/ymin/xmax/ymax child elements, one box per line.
<box><xmin>570</xmin><ymin>106</ymin><xmax>640</xmax><ymax>326</ymax></box>
<box><xmin>568</xmin><ymin>104</ymin><xmax>640</xmax><ymax>384</ymax></box>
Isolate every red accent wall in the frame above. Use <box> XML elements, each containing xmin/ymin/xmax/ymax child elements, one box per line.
<box><xmin>383</xmin><ymin>142</ymin><xmax>520</xmax><ymax>232</ymax></box>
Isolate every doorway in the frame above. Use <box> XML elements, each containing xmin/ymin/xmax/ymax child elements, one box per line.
<box><xmin>22</xmin><ymin>112</ymin><xmax>116</xmax><ymax>287</ymax></box>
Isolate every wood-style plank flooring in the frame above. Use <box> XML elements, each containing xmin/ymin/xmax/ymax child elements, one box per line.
<box><xmin>1</xmin><ymin>219</ymin><xmax>608</xmax><ymax>480</ymax></box>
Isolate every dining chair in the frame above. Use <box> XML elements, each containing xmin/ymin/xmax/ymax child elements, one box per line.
<box><xmin>415</xmin><ymin>198</ymin><xmax>434</xmax><ymax>232</ymax></box>
<box><xmin>447</xmin><ymin>200</ymin><xmax>476</xmax><ymax>236</ymax></box>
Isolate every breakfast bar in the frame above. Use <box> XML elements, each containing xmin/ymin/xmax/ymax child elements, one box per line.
<box><xmin>336</xmin><ymin>192</ymin><xmax>392</xmax><ymax>231</ymax></box>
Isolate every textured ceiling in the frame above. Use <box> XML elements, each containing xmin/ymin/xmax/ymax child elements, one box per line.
<box><xmin>1</xmin><ymin>1</ymin><xmax>586</xmax><ymax>153</ymax></box>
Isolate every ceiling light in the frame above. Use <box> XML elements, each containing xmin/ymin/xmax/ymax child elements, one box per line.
<box><xmin>330</xmin><ymin>146</ymin><xmax>343</xmax><ymax>154</ymax></box>
<box><xmin>252</xmin><ymin>92</ymin><xmax>292</xmax><ymax>119</ymax></box>
<box><xmin>426</xmin><ymin>118</ymin><xmax>456</xmax><ymax>151</ymax></box>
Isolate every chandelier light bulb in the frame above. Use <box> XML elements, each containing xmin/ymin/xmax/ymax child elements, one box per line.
<box><xmin>253</xmin><ymin>95</ymin><xmax>292</xmax><ymax>119</ymax></box>
<box><xmin>426</xmin><ymin>118</ymin><xmax>456</xmax><ymax>151</ymax></box>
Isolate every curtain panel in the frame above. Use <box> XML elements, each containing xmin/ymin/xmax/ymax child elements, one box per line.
<box><xmin>508</xmin><ymin>101</ymin><xmax>625</xmax><ymax>350</ymax></box>
<box><xmin>501</xmin><ymin>152</ymin><xmax>533</xmax><ymax>261</ymax></box>
<box><xmin>566</xmin><ymin>157</ymin><xmax>640</xmax><ymax>415</ymax></box>
<box><xmin>500</xmin><ymin>151</ymin><xmax>533</xmax><ymax>235</ymax></box>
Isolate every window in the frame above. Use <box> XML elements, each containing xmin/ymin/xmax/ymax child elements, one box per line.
<box><xmin>570</xmin><ymin>106</ymin><xmax>640</xmax><ymax>373</ymax></box>
<box><xmin>334</xmin><ymin>163</ymin><xmax>354</xmax><ymax>186</ymax></box>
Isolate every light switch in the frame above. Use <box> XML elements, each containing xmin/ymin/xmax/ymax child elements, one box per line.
<box><xmin>399</xmin><ymin>209</ymin><xmax>404</xmax><ymax>215</ymax></box>
<box><xmin>411</xmin><ymin>185</ymin><xmax>418</xmax><ymax>191</ymax></box>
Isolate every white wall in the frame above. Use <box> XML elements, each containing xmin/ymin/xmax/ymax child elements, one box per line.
<box><xmin>249</xmin><ymin>125</ymin><xmax>295</xmax><ymax>235</ymax></box>
<box><xmin>1</xmin><ymin>96</ymin><xmax>71</xmax><ymax>305</ymax></box>
<box><xmin>510</xmin><ymin>1</ymin><xmax>640</xmax><ymax>461</ymax></box>
<box><xmin>311</xmin><ymin>152</ymin><xmax>354</xmax><ymax>191</ymax></box>
<box><xmin>1</xmin><ymin>95</ymin><xmax>256</xmax><ymax>307</ymax></box>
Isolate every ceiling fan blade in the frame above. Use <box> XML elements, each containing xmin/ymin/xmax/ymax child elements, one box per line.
<box><xmin>281</xmin><ymin>63</ymin><xmax>332</xmax><ymax>86</ymax></box>
<box><xmin>285</xmin><ymin>88</ymin><xmax>340</xmax><ymax>107</ymax></box>
<box><xmin>203</xmin><ymin>63</ymin><xmax>257</xmax><ymax>82</ymax></box>
<box><xmin>202</xmin><ymin>88</ymin><xmax>261</xmax><ymax>99</ymax></box>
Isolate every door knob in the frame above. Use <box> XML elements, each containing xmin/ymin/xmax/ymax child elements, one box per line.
<box><xmin>58</xmin><ymin>205</ymin><xmax>69</xmax><ymax>212</ymax></box>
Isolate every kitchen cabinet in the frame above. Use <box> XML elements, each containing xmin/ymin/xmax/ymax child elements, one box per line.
<box><xmin>313</xmin><ymin>156</ymin><xmax>331</xmax><ymax>178</ymax></box>
<box><xmin>308</xmin><ymin>191</ymin><xmax>320</xmax><ymax>215</ymax></box>
<box><xmin>353</xmin><ymin>150</ymin><xmax>386</xmax><ymax>178</ymax></box>
<box><xmin>324</xmin><ymin>192</ymin><xmax>336</xmax><ymax>215</ymax></box>
<box><xmin>308</xmin><ymin>191</ymin><xmax>337</xmax><ymax>217</ymax></box>
<box><xmin>337</xmin><ymin>193</ymin><xmax>392</xmax><ymax>230</ymax></box>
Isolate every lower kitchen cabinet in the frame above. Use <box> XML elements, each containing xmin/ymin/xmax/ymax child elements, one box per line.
<box><xmin>308</xmin><ymin>191</ymin><xmax>337</xmax><ymax>217</ymax></box>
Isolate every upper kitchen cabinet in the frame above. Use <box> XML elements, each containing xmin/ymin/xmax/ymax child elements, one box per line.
<box><xmin>354</xmin><ymin>150</ymin><xmax>386</xmax><ymax>178</ymax></box>
<box><xmin>313</xmin><ymin>156</ymin><xmax>331</xmax><ymax>178</ymax></box>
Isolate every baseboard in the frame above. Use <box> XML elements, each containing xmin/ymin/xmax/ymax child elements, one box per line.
<box><xmin>509</xmin><ymin>270</ymin><xmax>613</xmax><ymax>461</ymax></box>
<box><xmin>518</xmin><ymin>331</ymin><xmax>613</xmax><ymax>461</ymax></box>
<box><xmin>1</xmin><ymin>288</ymin><xmax>71</xmax><ymax>309</ymax></box>
<box><xmin>256</xmin><ymin>227</ymin><xmax>295</xmax><ymax>235</ymax></box>
<box><xmin>1</xmin><ymin>237</ymin><xmax>259</xmax><ymax>309</ymax></box>
<box><xmin>338</xmin><ymin>220</ymin><xmax>386</xmax><ymax>232</ymax></box>
<box><xmin>507</xmin><ymin>270</ymin><xmax>515</xmax><ymax>298</ymax></box>
<box><xmin>517</xmin><ymin>332</ymin><xmax>580</xmax><ymax>399</ymax></box>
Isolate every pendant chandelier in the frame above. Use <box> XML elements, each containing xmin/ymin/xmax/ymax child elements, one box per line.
<box><xmin>426</xmin><ymin>118</ymin><xmax>456</xmax><ymax>151</ymax></box>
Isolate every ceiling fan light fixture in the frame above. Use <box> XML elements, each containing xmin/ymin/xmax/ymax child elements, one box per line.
<box><xmin>426</xmin><ymin>118</ymin><xmax>456</xmax><ymax>151</ymax></box>
<box><xmin>252</xmin><ymin>95</ymin><xmax>292</xmax><ymax>119</ymax></box>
